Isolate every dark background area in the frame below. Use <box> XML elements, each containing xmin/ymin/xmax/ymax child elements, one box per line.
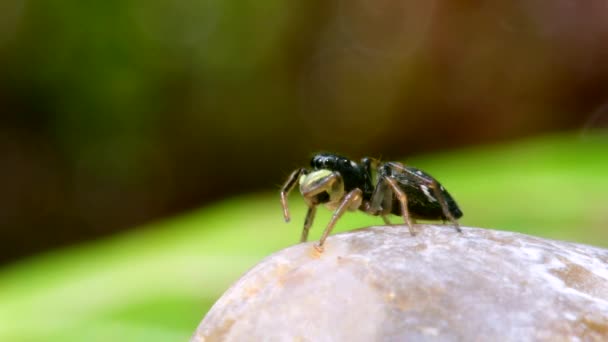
<box><xmin>1</xmin><ymin>0</ymin><xmax>607</xmax><ymax>265</ymax></box>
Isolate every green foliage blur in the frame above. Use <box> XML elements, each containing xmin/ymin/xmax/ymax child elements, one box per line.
<box><xmin>2</xmin><ymin>1</ymin><xmax>608</xmax><ymax>264</ymax></box>
<box><xmin>0</xmin><ymin>133</ymin><xmax>606</xmax><ymax>341</ymax></box>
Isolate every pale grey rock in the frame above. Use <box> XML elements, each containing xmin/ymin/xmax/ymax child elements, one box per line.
<box><xmin>192</xmin><ymin>225</ymin><xmax>608</xmax><ymax>341</ymax></box>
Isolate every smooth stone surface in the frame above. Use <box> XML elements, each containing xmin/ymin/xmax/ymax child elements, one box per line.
<box><xmin>192</xmin><ymin>225</ymin><xmax>608</xmax><ymax>341</ymax></box>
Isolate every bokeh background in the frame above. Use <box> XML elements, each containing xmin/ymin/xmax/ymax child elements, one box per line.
<box><xmin>1</xmin><ymin>0</ymin><xmax>607</xmax><ymax>340</ymax></box>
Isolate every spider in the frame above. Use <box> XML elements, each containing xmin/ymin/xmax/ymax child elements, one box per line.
<box><xmin>280</xmin><ymin>153</ymin><xmax>463</xmax><ymax>251</ymax></box>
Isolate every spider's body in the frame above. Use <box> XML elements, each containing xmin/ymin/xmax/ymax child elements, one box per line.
<box><xmin>376</xmin><ymin>162</ymin><xmax>462</xmax><ymax>220</ymax></box>
<box><xmin>280</xmin><ymin>153</ymin><xmax>463</xmax><ymax>251</ymax></box>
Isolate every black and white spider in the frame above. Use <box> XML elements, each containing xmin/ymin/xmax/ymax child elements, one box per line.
<box><xmin>280</xmin><ymin>153</ymin><xmax>463</xmax><ymax>251</ymax></box>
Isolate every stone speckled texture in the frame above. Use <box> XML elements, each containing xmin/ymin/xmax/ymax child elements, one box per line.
<box><xmin>192</xmin><ymin>225</ymin><xmax>608</xmax><ymax>341</ymax></box>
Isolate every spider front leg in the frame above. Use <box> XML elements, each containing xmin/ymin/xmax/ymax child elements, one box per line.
<box><xmin>315</xmin><ymin>188</ymin><xmax>363</xmax><ymax>252</ymax></box>
<box><xmin>280</xmin><ymin>168</ymin><xmax>306</xmax><ymax>222</ymax></box>
<box><xmin>301</xmin><ymin>205</ymin><xmax>317</xmax><ymax>242</ymax></box>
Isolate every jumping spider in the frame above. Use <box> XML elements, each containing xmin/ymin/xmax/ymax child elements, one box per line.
<box><xmin>280</xmin><ymin>153</ymin><xmax>463</xmax><ymax>251</ymax></box>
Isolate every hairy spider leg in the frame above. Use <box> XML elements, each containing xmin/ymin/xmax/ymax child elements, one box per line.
<box><xmin>431</xmin><ymin>182</ymin><xmax>462</xmax><ymax>233</ymax></box>
<box><xmin>360</xmin><ymin>156</ymin><xmax>381</xmax><ymax>172</ymax></box>
<box><xmin>299</xmin><ymin>172</ymin><xmax>342</xmax><ymax>243</ymax></box>
<box><xmin>361</xmin><ymin>157</ymin><xmax>393</xmax><ymax>226</ymax></box>
<box><xmin>280</xmin><ymin>168</ymin><xmax>307</xmax><ymax>222</ymax></box>
<box><xmin>315</xmin><ymin>188</ymin><xmax>363</xmax><ymax>252</ymax></box>
<box><xmin>383</xmin><ymin>177</ymin><xmax>416</xmax><ymax>235</ymax></box>
<box><xmin>367</xmin><ymin>176</ymin><xmax>393</xmax><ymax>216</ymax></box>
<box><xmin>301</xmin><ymin>206</ymin><xmax>317</xmax><ymax>242</ymax></box>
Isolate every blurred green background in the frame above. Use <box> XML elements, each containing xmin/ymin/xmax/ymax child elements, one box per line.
<box><xmin>1</xmin><ymin>0</ymin><xmax>607</xmax><ymax>340</ymax></box>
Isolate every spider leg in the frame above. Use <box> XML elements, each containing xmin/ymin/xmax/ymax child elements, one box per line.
<box><xmin>430</xmin><ymin>180</ymin><xmax>461</xmax><ymax>233</ymax></box>
<box><xmin>369</xmin><ymin>177</ymin><xmax>391</xmax><ymax>215</ymax></box>
<box><xmin>362</xmin><ymin>176</ymin><xmax>394</xmax><ymax>224</ymax></box>
<box><xmin>280</xmin><ymin>168</ymin><xmax>306</xmax><ymax>222</ymax></box>
<box><xmin>385</xmin><ymin>162</ymin><xmax>461</xmax><ymax>233</ymax></box>
<box><xmin>301</xmin><ymin>205</ymin><xmax>317</xmax><ymax>242</ymax></box>
<box><xmin>384</xmin><ymin>176</ymin><xmax>416</xmax><ymax>236</ymax></box>
<box><xmin>315</xmin><ymin>188</ymin><xmax>363</xmax><ymax>252</ymax></box>
<box><xmin>360</xmin><ymin>157</ymin><xmax>380</xmax><ymax>175</ymax></box>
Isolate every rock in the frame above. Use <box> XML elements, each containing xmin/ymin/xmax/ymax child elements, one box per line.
<box><xmin>191</xmin><ymin>225</ymin><xmax>608</xmax><ymax>341</ymax></box>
